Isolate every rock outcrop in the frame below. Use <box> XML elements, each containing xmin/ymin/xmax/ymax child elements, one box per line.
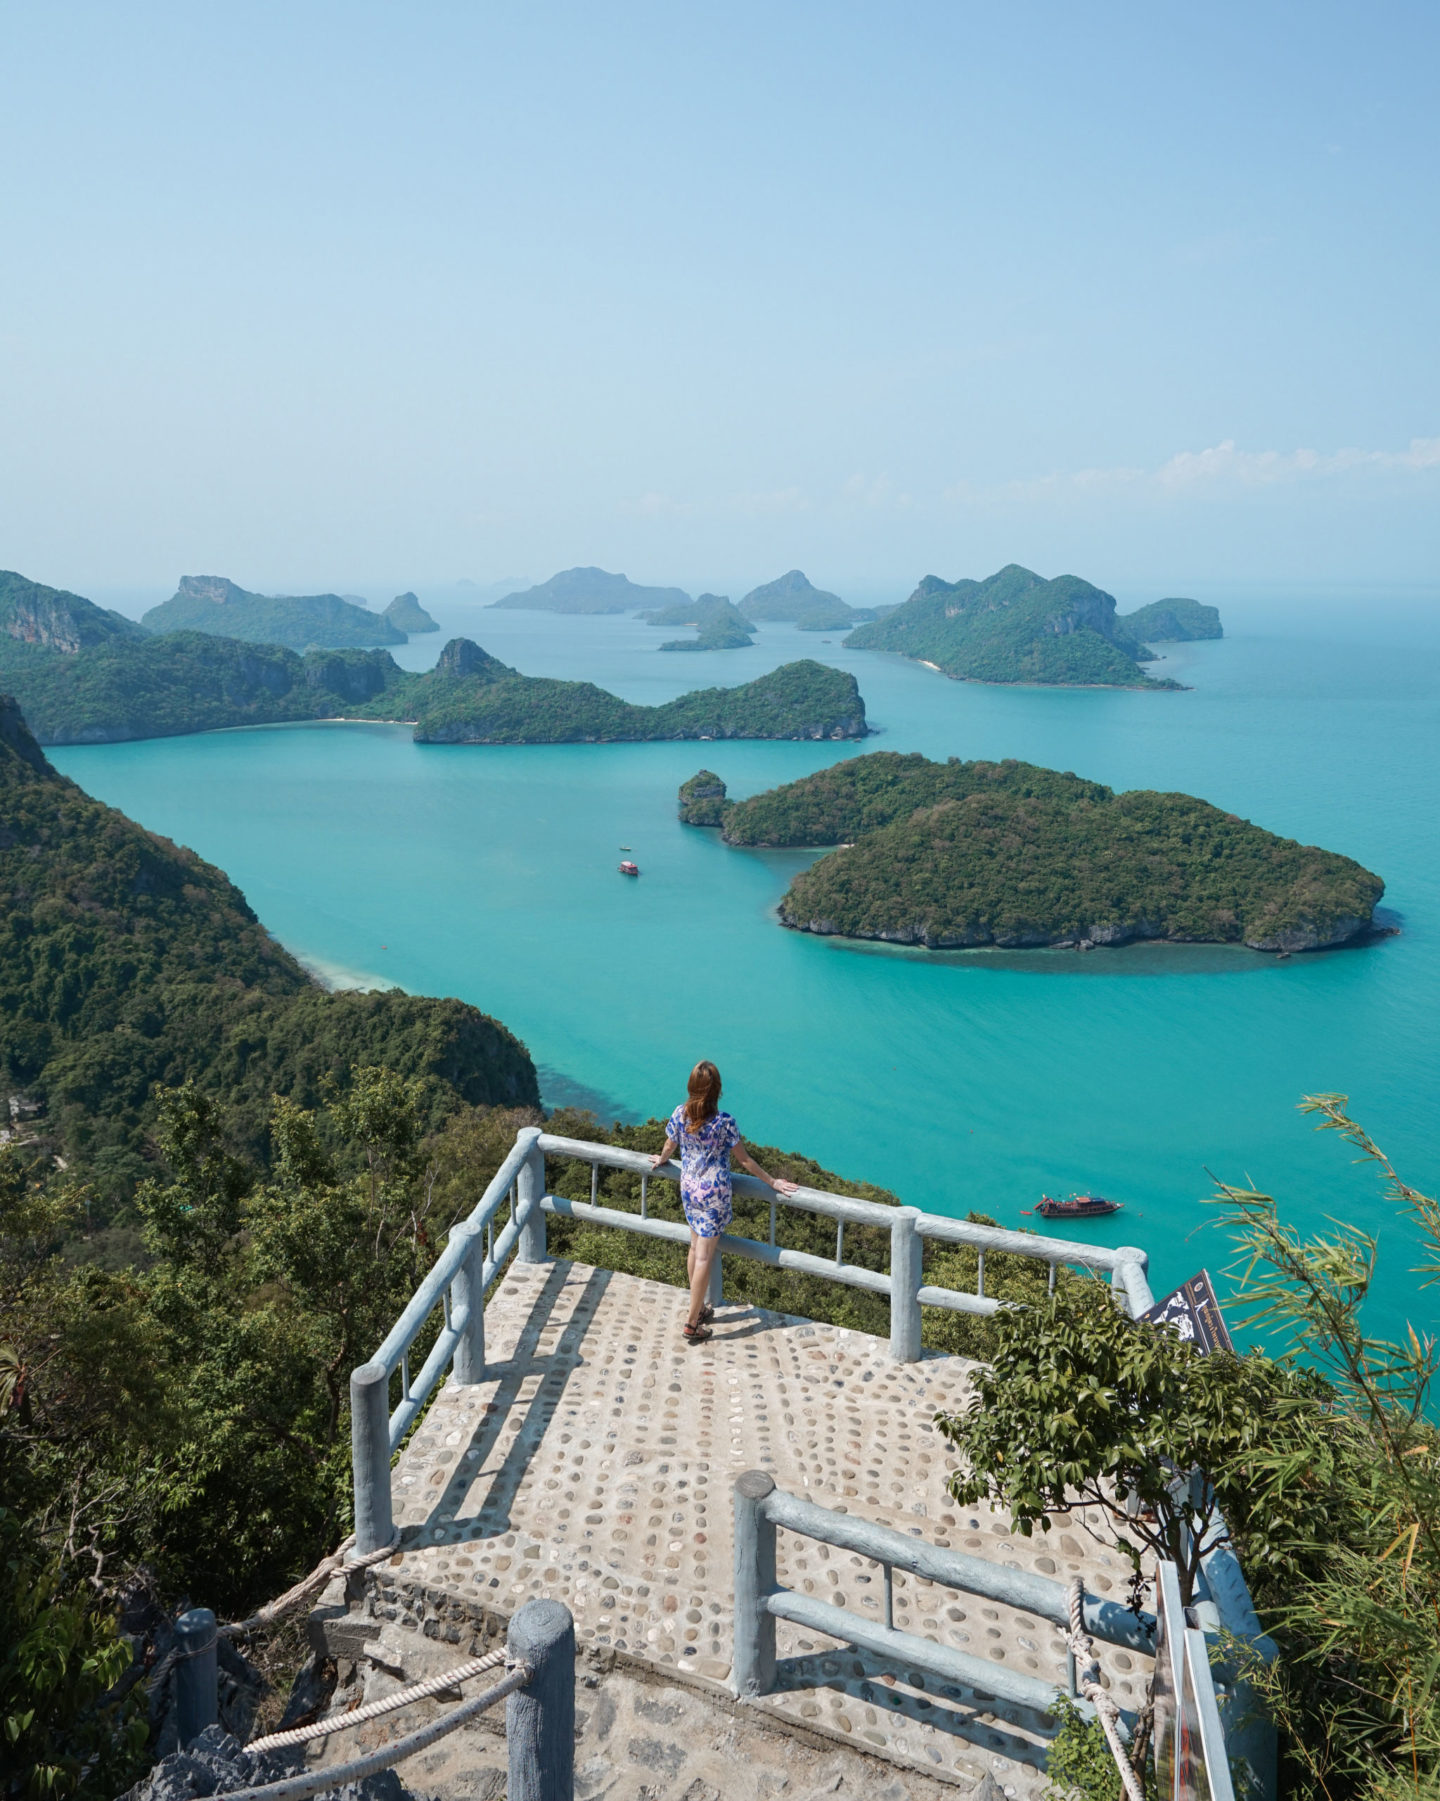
<box><xmin>678</xmin><ymin>769</ymin><xmax>730</xmax><ymax>825</ymax></box>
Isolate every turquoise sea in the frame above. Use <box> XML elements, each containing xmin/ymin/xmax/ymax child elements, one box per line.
<box><xmin>50</xmin><ymin>603</ymin><xmax>1440</xmax><ymax>1331</ymax></box>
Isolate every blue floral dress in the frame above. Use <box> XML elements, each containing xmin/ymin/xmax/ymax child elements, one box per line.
<box><xmin>667</xmin><ymin>1106</ymin><xmax>742</xmax><ymax>1238</ymax></box>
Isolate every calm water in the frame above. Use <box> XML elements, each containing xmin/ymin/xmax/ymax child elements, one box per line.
<box><xmin>51</xmin><ymin>603</ymin><xmax>1440</xmax><ymax>1330</ymax></box>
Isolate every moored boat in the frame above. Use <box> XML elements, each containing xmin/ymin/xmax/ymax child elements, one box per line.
<box><xmin>1026</xmin><ymin>1192</ymin><xmax>1123</xmax><ymax>1220</ymax></box>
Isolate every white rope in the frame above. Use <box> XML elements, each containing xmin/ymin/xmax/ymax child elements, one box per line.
<box><xmin>216</xmin><ymin>1662</ymin><xmax>532</xmax><ymax>1801</ymax></box>
<box><xmin>244</xmin><ymin>1648</ymin><xmax>507</xmax><ymax>1753</ymax></box>
<box><xmin>1065</xmin><ymin>1577</ymin><xmax>1147</xmax><ymax>1801</ymax></box>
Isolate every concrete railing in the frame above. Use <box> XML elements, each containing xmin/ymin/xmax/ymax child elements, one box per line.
<box><xmin>350</xmin><ymin>1128</ymin><xmax>1154</xmax><ymax>1554</ymax></box>
<box><xmin>731</xmin><ymin>1470</ymin><xmax>1152</xmax><ymax>1723</ymax></box>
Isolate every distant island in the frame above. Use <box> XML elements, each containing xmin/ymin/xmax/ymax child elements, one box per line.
<box><xmin>0</xmin><ymin>570</ymin><xmax>869</xmax><ymax>744</ymax></box>
<box><xmin>142</xmin><ymin>575</ymin><xmax>406</xmax><ymax>649</ymax></box>
<box><xmin>740</xmin><ymin>570</ymin><xmax>883</xmax><ymax>632</ymax></box>
<box><xmin>680</xmin><ymin>752</ymin><xmax>1383</xmax><ymax>953</ymax></box>
<box><xmin>490</xmin><ymin>567</ymin><xmax>692</xmax><ymax>614</ymax></box>
<box><xmin>384</xmin><ymin>591</ymin><xmax>439</xmax><ymax>633</ymax></box>
<box><xmin>1116</xmin><ymin>597</ymin><xmax>1222</xmax><ymax>644</ymax></box>
<box><xmin>843</xmin><ymin>565</ymin><xmax>1203</xmax><ymax>688</ymax></box>
<box><xmin>642</xmin><ymin>594</ymin><xmax>756</xmax><ymax>651</ymax></box>
<box><xmin>356</xmin><ymin>641</ymin><xmax>868</xmax><ymax>742</ymax></box>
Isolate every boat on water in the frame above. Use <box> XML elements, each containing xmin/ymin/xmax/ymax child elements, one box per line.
<box><xmin>1025</xmin><ymin>1193</ymin><xmax>1123</xmax><ymax>1220</ymax></box>
<box><xmin>618</xmin><ymin>860</ymin><xmax>640</xmax><ymax>877</ymax></box>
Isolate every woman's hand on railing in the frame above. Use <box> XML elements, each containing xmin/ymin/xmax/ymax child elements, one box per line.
<box><xmin>772</xmin><ymin>1178</ymin><xmax>800</xmax><ymax>1196</ymax></box>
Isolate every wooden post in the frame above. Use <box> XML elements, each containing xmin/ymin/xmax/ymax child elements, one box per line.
<box><xmin>506</xmin><ymin>1599</ymin><xmax>575</xmax><ymax>1801</ymax></box>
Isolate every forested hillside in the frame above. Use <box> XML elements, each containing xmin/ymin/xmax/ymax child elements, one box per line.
<box><xmin>142</xmin><ymin>576</ymin><xmax>405</xmax><ymax>649</ymax></box>
<box><xmin>0</xmin><ymin>694</ymin><xmax>537</xmax><ymax>1197</ymax></box>
<box><xmin>844</xmin><ymin>564</ymin><xmax>1182</xmax><ymax>687</ymax></box>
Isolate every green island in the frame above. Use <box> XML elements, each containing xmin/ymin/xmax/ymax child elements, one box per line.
<box><xmin>739</xmin><ymin>568</ymin><xmax>883</xmax><ymax>631</ymax></box>
<box><xmin>359</xmin><ymin>639</ymin><xmax>869</xmax><ymax>741</ymax></box>
<box><xmin>681</xmin><ymin>751</ymin><xmax>1384</xmax><ymax>951</ymax></box>
<box><xmin>641</xmin><ymin>592</ymin><xmax>757</xmax><ymax>650</ymax></box>
<box><xmin>1</xmin><ymin>573</ymin><xmax>867</xmax><ymax>743</ymax></box>
<box><xmin>489</xmin><ymin>565</ymin><xmax>692</xmax><ymax>613</ymax></box>
<box><xmin>1116</xmin><ymin>595</ymin><xmax>1223</xmax><ymax>643</ymax></box>
<box><xmin>843</xmin><ymin>563</ymin><xmax>1208</xmax><ymax>687</ymax></box>
<box><xmin>383</xmin><ymin>590</ymin><xmax>439</xmax><ymax>632</ymax></box>
<box><xmin>141</xmin><ymin>574</ymin><xmax>406</xmax><ymax>649</ymax></box>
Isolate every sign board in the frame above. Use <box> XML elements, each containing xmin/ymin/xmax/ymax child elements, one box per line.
<box><xmin>1143</xmin><ymin>1269</ymin><xmax>1234</xmax><ymax>1354</ymax></box>
<box><xmin>1152</xmin><ymin>1559</ymin><xmax>1236</xmax><ymax>1801</ymax></box>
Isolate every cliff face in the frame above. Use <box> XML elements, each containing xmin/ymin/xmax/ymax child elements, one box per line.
<box><xmin>0</xmin><ymin>569</ymin><xmax>146</xmax><ymax>654</ymax></box>
<box><xmin>678</xmin><ymin>770</ymin><xmax>730</xmax><ymax>825</ymax></box>
<box><xmin>142</xmin><ymin>577</ymin><xmax>407</xmax><ymax>650</ymax></box>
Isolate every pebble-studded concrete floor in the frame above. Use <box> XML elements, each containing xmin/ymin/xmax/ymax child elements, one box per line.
<box><xmin>377</xmin><ymin>1258</ymin><xmax>1150</xmax><ymax>1794</ymax></box>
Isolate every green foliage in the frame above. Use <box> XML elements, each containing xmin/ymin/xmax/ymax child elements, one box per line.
<box><xmin>677</xmin><ymin>770</ymin><xmax>730</xmax><ymax>826</ymax></box>
<box><xmin>713</xmin><ymin>750</ymin><xmax>1382</xmax><ymax>949</ymax></box>
<box><xmin>1042</xmin><ymin>1696</ymin><xmax>1133</xmax><ymax>1801</ymax></box>
<box><xmin>844</xmin><ymin>564</ymin><xmax>1179</xmax><ymax>688</ymax></box>
<box><xmin>0</xmin><ymin>1509</ymin><xmax>148</xmax><ymax>1801</ymax></box>
<box><xmin>1210</xmin><ymin>1096</ymin><xmax>1440</xmax><ymax>1800</ymax></box>
<box><xmin>0</xmin><ymin>628</ymin><xmax>406</xmax><ymax>745</ymax></box>
<box><xmin>384</xmin><ymin>593</ymin><xmax>438</xmax><ymax>633</ymax></box>
<box><xmin>936</xmin><ymin>1278</ymin><xmax>1338</xmax><ymax>1604</ymax></box>
<box><xmin>489</xmin><ymin>568</ymin><xmax>691</xmax><ymax>613</ymax></box>
<box><xmin>379</xmin><ymin>652</ymin><xmax>868</xmax><ymax>743</ymax></box>
<box><xmin>0</xmin><ymin>707</ymin><xmax>539</xmax><ymax>1195</ymax></box>
<box><xmin>140</xmin><ymin>576</ymin><xmax>405</xmax><ymax>650</ymax></box>
<box><xmin>1116</xmin><ymin>598</ymin><xmax>1223</xmax><ymax>644</ymax></box>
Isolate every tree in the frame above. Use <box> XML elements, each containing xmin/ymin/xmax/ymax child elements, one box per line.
<box><xmin>934</xmin><ymin>1276</ymin><xmax>1338</xmax><ymax>1605</ymax></box>
<box><xmin>1212</xmin><ymin>1095</ymin><xmax>1440</xmax><ymax>1801</ymax></box>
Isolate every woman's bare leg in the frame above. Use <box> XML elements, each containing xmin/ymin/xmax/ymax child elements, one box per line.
<box><xmin>688</xmin><ymin>1234</ymin><xmax>717</xmax><ymax>1327</ymax></box>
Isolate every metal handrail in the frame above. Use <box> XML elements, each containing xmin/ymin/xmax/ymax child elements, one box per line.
<box><xmin>348</xmin><ymin>1128</ymin><xmax>1155</xmax><ymax>1556</ymax></box>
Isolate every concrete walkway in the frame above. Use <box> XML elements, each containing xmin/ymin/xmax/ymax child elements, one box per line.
<box><xmin>360</xmin><ymin>1257</ymin><xmax>1150</xmax><ymax>1795</ymax></box>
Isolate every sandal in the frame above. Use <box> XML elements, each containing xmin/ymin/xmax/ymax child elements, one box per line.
<box><xmin>698</xmin><ymin>1303</ymin><xmax>714</xmax><ymax>1325</ymax></box>
<box><xmin>683</xmin><ymin>1320</ymin><xmax>712</xmax><ymax>1345</ymax></box>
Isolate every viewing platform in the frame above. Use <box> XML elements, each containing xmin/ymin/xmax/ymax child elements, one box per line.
<box><xmin>340</xmin><ymin>1255</ymin><xmax>1151</xmax><ymax>1795</ymax></box>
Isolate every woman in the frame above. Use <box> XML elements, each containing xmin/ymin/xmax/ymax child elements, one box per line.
<box><xmin>651</xmin><ymin>1060</ymin><xmax>798</xmax><ymax>1344</ymax></box>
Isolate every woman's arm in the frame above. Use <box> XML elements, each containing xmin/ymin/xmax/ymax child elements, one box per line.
<box><xmin>651</xmin><ymin>1137</ymin><xmax>678</xmax><ymax>1170</ymax></box>
<box><xmin>734</xmin><ymin>1145</ymin><xmax>799</xmax><ymax>1195</ymax></box>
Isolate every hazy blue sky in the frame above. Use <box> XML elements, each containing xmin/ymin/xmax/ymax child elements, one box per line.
<box><xmin>2</xmin><ymin>2</ymin><xmax>1436</xmax><ymax>605</ymax></box>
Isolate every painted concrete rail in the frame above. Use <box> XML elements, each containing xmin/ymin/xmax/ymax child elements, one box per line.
<box><xmin>348</xmin><ymin>1258</ymin><xmax>1151</xmax><ymax>1795</ymax></box>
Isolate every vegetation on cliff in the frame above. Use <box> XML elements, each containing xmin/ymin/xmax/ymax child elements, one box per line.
<box><xmin>0</xmin><ymin>627</ymin><xmax>409</xmax><ymax>744</ymax></box>
<box><xmin>362</xmin><ymin>645</ymin><xmax>869</xmax><ymax>742</ymax></box>
<box><xmin>489</xmin><ymin>566</ymin><xmax>692</xmax><ymax>613</ymax></box>
<box><xmin>844</xmin><ymin>564</ymin><xmax>1183</xmax><ymax>687</ymax></box>
<box><xmin>142</xmin><ymin>576</ymin><xmax>405</xmax><ymax>649</ymax></box>
<box><xmin>690</xmin><ymin>751</ymin><xmax>1383</xmax><ymax>950</ymax></box>
<box><xmin>677</xmin><ymin>769</ymin><xmax>729</xmax><ymax>824</ymax></box>
<box><xmin>1</xmin><ymin>569</ymin><xmax>148</xmax><ymax>653</ymax></box>
<box><xmin>383</xmin><ymin>591</ymin><xmax>439</xmax><ymax>632</ymax></box>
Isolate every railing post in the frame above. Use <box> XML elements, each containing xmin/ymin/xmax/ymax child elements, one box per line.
<box><xmin>732</xmin><ymin>1470</ymin><xmax>777</xmax><ymax>1697</ymax></box>
<box><xmin>516</xmin><ymin>1128</ymin><xmax>548</xmax><ymax>1265</ymax></box>
<box><xmin>1111</xmin><ymin>1248</ymin><xmax>1154</xmax><ymax>1316</ymax></box>
<box><xmin>350</xmin><ymin>1359</ymin><xmax>395</xmax><ymax>1555</ymax></box>
<box><xmin>451</xmin><ymin>1223</ymin><xmax>486</xmax><ymax>1384</ymax></box>
<box><xmin>173</xmin><ymin>1607</ymin><xmax>218</xmax><ymax>1746</ymax></box>
<box><xmin>889</xmin><ymin>1206</ymin><xmax>923</xmax><ymax>1362</ymax></box>
<box><xmin>506</xmin><ymin>1598</ymin><xmax>575</xmax><ymax>1801</ymax></box>
<box><xmin>707</xmin><ymin>1241</ymin><xmax>724</xmax><ymax>1310</ymax></box>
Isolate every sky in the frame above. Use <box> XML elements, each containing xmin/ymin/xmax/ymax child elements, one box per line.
<box><xmin>1</xmin><ymin>2</ymin><xmax>1437</xmax><ymax>608</ymax></box>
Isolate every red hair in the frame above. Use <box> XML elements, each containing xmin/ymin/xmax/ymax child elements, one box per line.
<box><xmin>684</xmin><ymin>1061</ymin><xmax>722</xmax><ymax>1131</ymax></box>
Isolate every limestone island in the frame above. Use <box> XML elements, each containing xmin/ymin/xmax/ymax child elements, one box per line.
<box><xmin>843</xmin><ymin>565</ymin><xmax>1222</xmax><ymax>688</ymax></box>
<box><xmin>384</xmin><ymin>591</ymin><xmax>439</xmax><ymax>633</ymax></box>
<box><xmin>355</xmin><ymin>639</ymin><xmax>868</xmax><ymax>742</ymax></box>
<box><xmin>740</xmin><ymin>570</ymin><xmax>885</xmax><ymax>632</ymax></box>
<box><xmin>489</xmin><ymin>567</ymin><xmax>692</xmax><ymax>614</ymax></box>
<box><xmin>679</xmin><ymin>753</ymin><xmax>1383</xmax><ymax>953</ymax></box>
<box><xmin>642</xmin><ymin>594</ymin><xmax>756</xmax><ymax>651</ymax></box>
<box><xmin>142</xmin><ymin>575</ymin><xmax>406</xmax><ymax>650</ymax></box>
